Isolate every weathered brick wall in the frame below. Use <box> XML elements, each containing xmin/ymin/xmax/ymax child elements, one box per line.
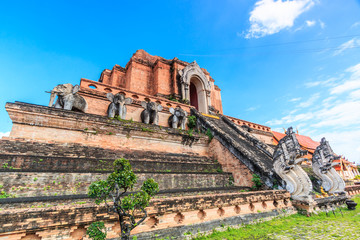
<box><xmin>0</xmin><ymin>190</ymin><xmax>292</xmax><ymax>240</ymax></box>
<box><xmin>0</xmin><ymin>139</ymin><xmax>216</xmax><ymax>165</ymax></box>
<box><xmin>0</xmin><ymin>171</ymin><xmax>231</xmax><ymax>197</ymax></box>
<box><xmin>208</xmin><ymin>139</ymin><xmax>254</xmax><ymax>187</ymax></box>
<box><xmin>6</xmin><ymin>102</ymin><xmax>208</xmax><ymax>155</ymax></box>
<box><xmin>79</xmin><ymin>80</ymin><xmax>193</xmax><ymax>127</ymax></box>
<box><xmin>0</xmin><ymin>153</ymin><xmax>220</xmax><ymax>173</ymax></box>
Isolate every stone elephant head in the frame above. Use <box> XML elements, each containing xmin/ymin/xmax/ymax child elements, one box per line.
<box><xmin>140</xmin><ymin>101</ymin><xmax>163</xmax><ymax>125</ymax></box>
<box><xmin>106</xmin><ymin>93</ymin><xmax>133</xmax><ymax>119</ymax></box>
<box><xmin>168</xmin><ymin>107</ymin><xmax>187</xmax><ymax>130</ymax></box>
<box><xmin>48</xmin><ymin>83</ymin><xmax>88</xmax><ymax>112</ymax></box>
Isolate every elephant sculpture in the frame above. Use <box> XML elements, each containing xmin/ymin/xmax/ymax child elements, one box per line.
<box><xmin>312</xmin><ymin>137</ymin><xmax>345</xmax><ymax>194</ymax></box>
<box><xmin>48</xmin><ymin>83</ymin><xmax>88</xmax><ymax>112</ymax></box>
<box><xmin>168</xmin><ymin>107</ymin><xmax>187</xmax><ymax>130</ymax></box>
<box><xmin>140</xmin><ymin>101</ymin><xmax>163</xmax><ymax>125</ymax></box>
<box><xmin>273</xmin><ymin>127</ymin><xmax>313</xmax><ymax>202</ymax></box>
<box><xmin>106</xmin><ymin>93</ymin><xmax>133</xmax><ymax>119</ymax></box>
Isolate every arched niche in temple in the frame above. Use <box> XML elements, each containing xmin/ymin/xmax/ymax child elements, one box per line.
<box><xmin>179</xmin><ymin>61</ymin><xmax>211</xmax><ymax>114</ymax></box>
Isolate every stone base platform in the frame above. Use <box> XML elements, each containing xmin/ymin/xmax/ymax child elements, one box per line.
<box><xmin>292</xmin><ymin>194</ymin><xmax>349</xmax><ymax>213</ymax></box>
<box><xmin>345</xmin><ymin>185</ymin><xmax>360</xmax><ymax>196</ymax></box>
<box><xmin>0</xmin><ymin>190</ymin><xmax>292</xmax><ymax>240</ymax></box>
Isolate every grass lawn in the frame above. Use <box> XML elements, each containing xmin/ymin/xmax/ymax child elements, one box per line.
<box><xmin>193</xmin><ymin>195</ymin><xmax>360</xmax><ymax>240</ymax></box>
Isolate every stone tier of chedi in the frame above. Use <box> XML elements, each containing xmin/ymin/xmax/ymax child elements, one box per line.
<box><xmin>48</xmin><ymin>49</ymin><xmax>272</xmax><ymax>142</ymax></box>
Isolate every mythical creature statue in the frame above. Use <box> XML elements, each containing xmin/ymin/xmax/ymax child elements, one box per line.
<box><xmin>168</xmin><ymin>107</ymin><xmax>187</xmax><ymax>130</ymax></box>
<box><xmin>48</xmin><ymin>83</ymin><xmax>88</xmax><ymax>112</ymax></box>
<box><xmin>140</xmin><ymin>101</ymin><xmax>163</xmax><ymax>125</ymax></box>
<box><xmin>106</xmin><ymin>93</ymin><xmax>132</xmax><ymax>119</ymax></box>
<box><xmin>273</xmin><ymin>127</ymin><xmax>313</xmax><ymax>201</ymax></box>
<box><xmin>312</xmin><ymin>137</ymin><xmax>345</xmax><ymax>194</ymax></box>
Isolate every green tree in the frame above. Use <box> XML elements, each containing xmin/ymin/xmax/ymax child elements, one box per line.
<box><xmin>86</xmin><ymin>222</ymin><xmax>107</xmax><ymax>240</ymax></box>
<box><xmin>88</xmin><ymin>158</ymin><xmax>159</xmax><ymax>240</ymax></box>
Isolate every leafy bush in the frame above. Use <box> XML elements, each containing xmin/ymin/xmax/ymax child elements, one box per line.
<box><xmin>168</xmin><ymin>95</ymin><xmax>179</xmax><ymax>102</ymax></box>
<box><xmin>228</xmin><ymin>175</ymin><xmax>234</xmax><ymax>186</ymax></box>
<box><xmin>251</xmin><ymin>174</ymin><xmax>262</xmax><ymax>190</ymax></box>
<box><xmin>206</xmin><ymin>129</ymin><xmax>213</xmax><ymax>142</ymax></box>
<box><xmin>141</xmin><ymin>127</ymin><xmax>154</xmax><ymax>132</ymax></box>
<box><xmin>187</xmin><ymin>115</ymin><xmax>197</xmax><ymax>129</ymax></box>
<box><xmin>87</xmin><ymin>222</ymin><xmax>107</xmax><ymax>240</ymax></box>
<box><xmin>187</xmin><ymin>129</ymin><xmax>194</xmax><ymax>137</ymax></box>
<box><xmin>0</xmin><ymin>190</ymin><xmax>11</xmax><ymax>199</ymax></box>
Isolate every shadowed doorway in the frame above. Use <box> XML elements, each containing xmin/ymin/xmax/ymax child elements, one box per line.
<box><xmin>190</xmin><ymin>82</ymin><xmax>198</xmax><ymax>110</ymax></box>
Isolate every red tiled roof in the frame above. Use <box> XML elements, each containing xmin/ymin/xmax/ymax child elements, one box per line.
<box><xmin>334</xmin><ymin>165</ymin><xmax>341</xmax><ymax>171</ymax></box>
<box><xmin>272</xmin><ymin>131</ymin><xmax>320</xmax><ymax>150</ymax></box>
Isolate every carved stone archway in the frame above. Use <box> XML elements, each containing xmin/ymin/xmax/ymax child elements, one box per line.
<box><xmin>179</xmin><ymin>61</ymin><xmax>211</xmax><ymax>114</ymax></box>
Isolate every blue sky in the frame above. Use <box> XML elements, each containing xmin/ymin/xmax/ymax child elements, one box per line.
<box><xmin>0</xmin><ymin>0</ymin><xmax>360</xmax><ymax>163</ymax></box>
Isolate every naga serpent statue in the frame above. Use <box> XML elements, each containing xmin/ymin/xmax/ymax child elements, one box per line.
<box><xmin>273</xmin><ymin>127</ymin><xmax>313</xmax><ymax>201</ymax></box>
<box><xmin>312</xmin><ymin>137</ymin><xmax>345</xmax><ymax>194</ymax></box>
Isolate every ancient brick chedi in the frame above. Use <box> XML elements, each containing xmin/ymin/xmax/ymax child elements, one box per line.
<box><xmin>96</xmin><ymin>50</ymin><xmax>222</xmax><ymax>113</ymax></box>
<box><xmin>79</xmin><ymin>49</ymin><xmax>222</xmax><ymax>119</ymax></box>
<box><xmin>0</xmin><ymin>50</ymin><xmax>292</xmax><ymax>240</ymax></box>
<box><xmin>3</xmin><ymin>50</ymin><xmax>354</xmax><ymax>239</ymax></box>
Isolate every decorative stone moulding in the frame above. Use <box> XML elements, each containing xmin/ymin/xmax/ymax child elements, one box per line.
<box><xmin>312</xmin><ymin>137</ymin><xmax>346</xmax><ymax>194</ymax></box>
<box><xmin>0</xmin><ymin>190</ymin><xmax>292</xmax><ymax>239</ymax></box>
<box><xmin>273</xmin><ymin>127</ymin><xmax>313</xmax><ymax>202</ymax></box>
<box><xmin>225</xmin><ymin>115</ymin><xmax>271</xmax><ymax>132</ymax></box>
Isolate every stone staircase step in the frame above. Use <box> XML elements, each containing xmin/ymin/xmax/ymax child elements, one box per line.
<box><xmin>192</xmin><ymin>110</ymin><xmax>280</xmax><ymax>188</ymax></box>
<box><xmin>0</xmin><ymin>155</ymin><xmax>222</xmax><ymax>173</ymax></box>
<box><xmin>0</xmin><ymin>140</ymin><xmax>216</xmax><ymax>164</ymax></box>
<box><xmin>0</xmin><ymin>171</ymin><xmax>233</xmax><ymax>198</ymax></box>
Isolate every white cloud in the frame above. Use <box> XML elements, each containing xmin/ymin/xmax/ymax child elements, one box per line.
<box><xmin>0</xmin><ymin>132</ymin><xmax>10</xmax><ymax>138</ymax></box>
<box><xmin>305</xmin><ymin>77</ymin><xmax>338</xmax><ymax>88</ymax></box>
<box><xmin>319</xmin><ymin>20</ymin><xmax>325</xmax><ymax>29</ymax></box>
<box><xmin>306</xmin><ymin>20</ymin><xmax>316</xmax><ymax>27</ymax></box>
<box><xmin>289</xmin><ymin>97</ymin><xmax>301</xmax><ymax>102</ymax></box>
<box><xmin>267</xmin><ymin>62</ymin><xmax>360</xmax><ymax>163</ymax></box>
<box><xmin>330</xmin><ymin>63</ymin><xmax>360</xmax><ymax>94</ymax></box>
<box><xmin>267</xmin><ymin>112</ymin><xmax>314</xmax><ymax>125</ymax></box>
<box><xmin>331</xmin><ymin>80</ymin><xmax>360</xmax><ymax>95</ymax></box>
<box><xmin>350</xmin><ymin>89</ymin><xmax>360</xmax><ymax>100</ymax></box>
<box><xmin>298</xmin><ymin>93</ymin><xmax>320</xmax><ymax>108</ymax></box>
<box><xmin>322</xmin><ymin>96</ymin><xmax>336</xmax><ymax>103</ymax></box>
<box><xmin>351</xmin><ymin>21</ymin><xmax>360</xmax><ymax>29</ymax></box>
<box><xmin>312</xmin><ymin>101</ymin><xmax>360</xmax><ymax>128</ymax></box>
<box><xmin>347</xmin><ymin>63</ymin><xmax>360</xmax><ymax>78</ymax></box>
<box><xmin>246</xmin><ymin>106</ymin><xmax>259</xmax><ymax>111</ymax></box>
<box><xmin>312</xmin><ymin>130</ymin><xmax>360</xmax><ymax>164</ymax></box>
<box><xmin>333</xmin><ymin>38</ymin><xmax>360</xmax><ymax>56</ymax></box>
<box><xmin>246</xmin><ymin>0</ymin><xmax>315</xmax><ymax>38</ymax></box>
